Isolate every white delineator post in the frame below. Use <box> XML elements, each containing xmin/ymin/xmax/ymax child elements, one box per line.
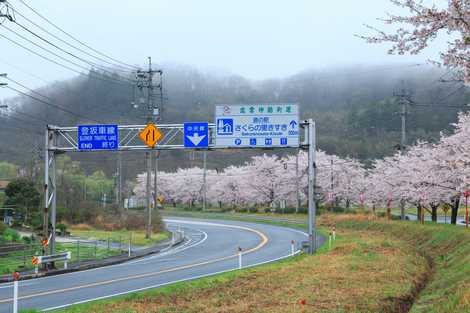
<box><xmin>238</xmin><ymin>247</ymin><xmax>242</xmax><ymax>269</ymax></box>
<box><xmin>128</xmin><ymin>233</ymin><xmax>132</xmax><ymax>257</ymax></box>
<box><xmin>12</xmin><ymin>272</ymin><xmax>19</xmax><ymax>313</ymax></box>
<box><xmin>291</xmin><ymin>240</ymin><xmax>295</xmax><ymax>256</ymax></box>
<box><xmin>329</xmin><ymin>232</ymin><xmax>332</xmax><ymax>250</ymax></box>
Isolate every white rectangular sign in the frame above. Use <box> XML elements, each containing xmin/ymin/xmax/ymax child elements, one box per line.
<box><xmin>215</xmin><ymin>104</ymin><xmax>299</xmax><ymax>148</ymax></box>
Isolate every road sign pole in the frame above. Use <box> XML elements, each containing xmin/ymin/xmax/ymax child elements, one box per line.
<box><xmin>145</xmin><ymin>151</ymin><xmax>152</xmax><ymax>239</ymax></box>
<box><xmin>307</xmin><ymin>119</ymin><xmax>317</xmax><ymax>254</ymax></box>
<box><xmin>296</xmin><ymin>150</ymin><xmax>300</xmax><ymax>214</ymax></box>
<box><xmin>44</xmin><ymin>127</ymin><xmax>57</xmax><ymax>257</ymax></box>
<box><xmin>203</xmin><ymin>151</ymin><xmax>207</xmax><ymax>211</ymax></box>
<box><xmin>154</xmin><ymin>151</ymin><xmax>159</xmax><ymax>211</ymax></box>
<box><xmin>50</xmin><ymin>151</ymin><xmax>56</xmax><ymax>257</ymax></box>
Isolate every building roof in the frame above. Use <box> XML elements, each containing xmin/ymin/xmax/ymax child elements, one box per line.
<box><xmin>0</xmin><ymin>181</ymin><xmax>9</xmax><ymax>190</ymax></box>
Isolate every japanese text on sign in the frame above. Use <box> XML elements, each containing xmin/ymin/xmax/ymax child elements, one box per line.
<box><xmin>78</xmin><ymin>125</ymin><xmax>118</xmax><ymax>150</ymax></box>
<box><xmin>215</xmin><ymin>104</ymin><xmax>299</xmax><ymax>148</ymax></box>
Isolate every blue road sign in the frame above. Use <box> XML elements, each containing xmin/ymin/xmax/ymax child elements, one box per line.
<box><xmin>78</xmin><ymin>125</ymin><xmax>118</xmax><ymax>150</ymax></box>
<box><xmin>184</xmin><ymin>122</ymin><xmax>209</xmax><ymax>148</ymax></box>
<box><xmin>215</xmin><ymin>104</ymin><xmax>299</xmax><ymax>148</ymax></box>
<box><xmin>217</xmin><ymin>118</ymin><xmax>233</xmax><ymax>135</ymax></box>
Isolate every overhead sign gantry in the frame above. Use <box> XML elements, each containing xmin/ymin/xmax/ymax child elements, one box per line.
<box><xmin>44</xmin><ymin>104</ymin><xmax>318</xmax><ymax>256</ymax></box>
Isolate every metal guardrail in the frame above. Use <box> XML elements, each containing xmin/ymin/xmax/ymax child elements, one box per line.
<box><xmin>0</xmin><ymin>239</ymin><xmax>124</xmax><ymax>273</ymax></box>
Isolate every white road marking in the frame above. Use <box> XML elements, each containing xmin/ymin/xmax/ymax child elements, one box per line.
<box><xmin>41</xmin><ymin>250</ymin><xmax>304</xmax><ymax>312</ymax></box>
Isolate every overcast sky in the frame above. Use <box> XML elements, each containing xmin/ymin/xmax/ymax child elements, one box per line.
<box><xmin>0</xmin><ymin>0</ymin><xmax>447</xmax><ymax>99</ymax></box>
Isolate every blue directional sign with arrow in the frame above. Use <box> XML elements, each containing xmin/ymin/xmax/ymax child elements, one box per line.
<box><xmin>214</xmin><ymin>104</ymin><xmax>299</xmax><ymax>148</ymax></box>
<box><xmin>184</xmin><ymin>122</ymin><xmax>209</xmax><ymax>148</ymax></box>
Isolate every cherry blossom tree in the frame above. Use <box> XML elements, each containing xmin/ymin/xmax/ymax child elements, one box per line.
<box><xmin>363</xmin><ymin>0</ymin><xmax>470</xmax><ymax>84</ymax></box>
<box><xmin>133</xmin><ymin>113</ymin><xmax>470</xmax><ymax>224</ymax></box>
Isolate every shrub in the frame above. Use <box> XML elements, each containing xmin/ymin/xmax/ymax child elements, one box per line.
<box><xmin>0</xmin><ymin>222</ymin><xmax>7</xmax><ymax>234</ymax></box>
<box><xmin>57</xmin><ymin>223</ymin><xmax>67</xmax><ymax>235</ymax></box>
<box><xmin>22</xmin><ymin>236</ymin><xmax>32</xmax><ymax>244</ymax></box>
<box><xmin>3</xmin><ymin>228</ymin><xmax>21</xmax><ymax>242</ymax></box>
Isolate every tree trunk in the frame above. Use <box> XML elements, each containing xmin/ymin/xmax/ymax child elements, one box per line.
<box><xmin>400</xmin><ymin>199</ymin><xmax>405</xmax><ymax>220</ymax></box>
<box><xmin>451</xmin><ymin>198</ymin><xmax>460</xmax><ymax>225</ymax></box>
<box><xmin>430</xmin><ymin>203</ymin><xmax>438</xmax><ymax>222</ymax></box>
<box><xmin>417</xmin><ymin>204</ymin><xmax>422</xmax><ymax>223</ymax></box>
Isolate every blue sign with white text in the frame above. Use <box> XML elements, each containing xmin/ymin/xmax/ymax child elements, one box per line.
<box><xmin>184</xmin><ymin>122</ymin><xmax>209</xmax><ymax>148</ymax></box>
<box><xmin>78</xmin><ymin>125</ymin><xmax>118</xmax><ymax>150</ymax></box>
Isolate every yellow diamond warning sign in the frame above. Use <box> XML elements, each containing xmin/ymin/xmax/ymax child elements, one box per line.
<box><xmin>139</xmin><ymin>123</ymin><xmax>163</xmax><ymax>148</ymax></box>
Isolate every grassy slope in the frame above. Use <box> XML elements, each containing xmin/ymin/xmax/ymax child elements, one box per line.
<box><xmin>68</xmin><ymin>227</ymin><xmax>169</xmax><ymax>246</ymax></box>
<box><xmin>23</xmin><ymin>214</ymin><xmax>470</xmax><ymax>313</ymax></box>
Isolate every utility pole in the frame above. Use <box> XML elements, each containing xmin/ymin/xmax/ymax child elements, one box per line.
<box><xmin>136</xmin><ymin>57</ymin><xmax>163</xmax><ymax>239</ymax></box>
<box><xmin>394</xmin><ymin>81</ymin><xmax>413</xmax><ymax>151</ymax></box>
<box><xmin>330</xmin><ymin>158</ymin><xmax>334</xmax><ymax>207</ymax></box>
<box><xmin>0</xmin><ymin>1</ymin><xmax>14</xmax><ymax>22</ymax></box>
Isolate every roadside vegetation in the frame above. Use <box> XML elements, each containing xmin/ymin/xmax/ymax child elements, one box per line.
<box><xmin>69</xmin><ymin>225</ymin><xmax>169</xmax><ymax>246</ymax></box>
<box><xmin>30</xmin><ymin>214</ymin><xmax>470</xmax><ymax>313</ymax></box>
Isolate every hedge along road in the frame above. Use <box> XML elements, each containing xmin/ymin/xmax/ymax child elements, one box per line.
<box><xmin>0</xmin><ymin>217</ymin><xmax>309</xmax><ymax>312</ymax></box>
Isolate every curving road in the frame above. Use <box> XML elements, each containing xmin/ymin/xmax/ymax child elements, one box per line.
<box><xmin>0</xmin><ymin>217</ymin><xmax>310</xmax><ymax>312</ymax></box>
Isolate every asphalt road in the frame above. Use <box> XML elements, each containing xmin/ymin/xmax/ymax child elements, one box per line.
<box><xmin>0</xmin><ymin>217</ymin><xmax>311</xmax><ymax>312</ymax></box>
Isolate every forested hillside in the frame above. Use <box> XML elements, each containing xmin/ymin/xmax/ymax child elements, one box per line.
<box><xmin>0</xmin><ymin>63</ymin><xmax>468</xmax><ymax>179</ymax></box>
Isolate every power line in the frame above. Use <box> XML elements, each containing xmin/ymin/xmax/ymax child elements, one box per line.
<box><xmin>5</xmin><ymin>85</ymin><xmax>102</xmax><ymax>123</ymax></box>
<box><xmin>0</xmin><ymin>56</ymin><xmax>49</xmax><ymax>83</ymax></box>
<box><xmin>10</xmin><ymin>7</ymin><xmax>134</xmax><ymax>73</ymax></box>
<box><xmin>10</xmin><ymin>20</ymin><xmax>133</xmax><ymax>80</ymax></box>
<box><xmin>5</xmin><ymin>76</ymin><xmax>53</xmax><ymax>101</ymax></box>
<box><xmin>0</xmin><ymin>24</ymin><xmax>132</xmax><ymax>85</ymax></box>
<box><xmin>12</xmin><ymin>0</ymin><xmax>138</xmax><ymax>70</ymax></box>
<box><xmin>4</xmin><ymin>103</ymin><xmax>50</xmax><ymax>124</ymax></box>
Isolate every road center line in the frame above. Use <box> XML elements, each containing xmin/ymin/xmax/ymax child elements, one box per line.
<box><xmin>0</xmin><ymin>220</ymin><xmax>268</xmax><ymax>304</ymax></box>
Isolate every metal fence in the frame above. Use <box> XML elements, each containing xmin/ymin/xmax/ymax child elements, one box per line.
<box><xmin>0</xmin><ymin>238</ymin><xmax>127</xmax><ymax>274</ymax></box>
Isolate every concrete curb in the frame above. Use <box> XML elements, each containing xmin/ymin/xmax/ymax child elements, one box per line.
<box><xmin>0</xmin><ymin>234</ymin><xmax>185</xmax><ymax>283</ymax></box>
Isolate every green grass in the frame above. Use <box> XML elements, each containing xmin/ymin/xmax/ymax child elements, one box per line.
<box><xmin>22</xmin><ymin>215</ymin><xmax>470</xmax><ymax>312</ymax></box>
<box><xmin>68</xmin><ymin>228</ymin><xmax>169</xmax><ymax>246</ymax></box>
<box><xmin>0</xmin><ymin>241</ymin><xmax>121</xmax><ymax>275</ymax></box>
<box><xmin>20</xmin><ymin>215</ymin><xmax>420</xmax><ymax>313</ymax></box>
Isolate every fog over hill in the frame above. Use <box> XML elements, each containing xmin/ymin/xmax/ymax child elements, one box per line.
<box><xmin>0</xmin><ymin>63</ymin><xmax>468</xmax><ymax>181</ymax></box>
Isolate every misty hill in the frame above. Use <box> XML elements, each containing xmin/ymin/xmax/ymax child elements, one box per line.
<box><xmin>0</xmin><ymin>63</ymin><xmax>469</xmax><ymax>182</ymax></box>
